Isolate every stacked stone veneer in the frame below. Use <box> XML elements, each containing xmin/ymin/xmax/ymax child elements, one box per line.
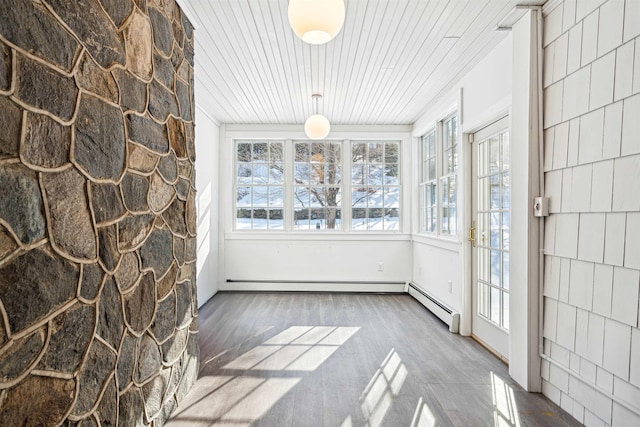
<box><xmin>0</xmin><ymin>0</ymin><xmax>199</xmax><ymax>425</ymax></box>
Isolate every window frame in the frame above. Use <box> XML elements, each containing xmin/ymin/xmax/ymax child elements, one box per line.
<box><xmin>231</xmin><ymin>138</ymin><xmax>403</xmax><ymax>233</ymax></box>
<box><xmin>419</xmin><ymin>112</ymin><xmax>459</xmax><ymax>237</ymax></box>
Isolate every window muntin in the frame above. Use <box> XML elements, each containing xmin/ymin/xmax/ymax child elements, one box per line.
<box><xmin>419</xmin><ymin>114</ymin><xmax>458</xmax><ymax>236</ymax></box>
<box><xmin>420</xmin><ymin>131</ymin><xmax>436</xmax><ymax>233</ymax></box>
<box><xmin>440</xmin><ymin>116</ymin><xmax>458</xmax><ymax>236</ymax></box>
<box><xmin>293</xmin><ymin>141</ymin><xmax>342</xmax><ymax>230</ymax></box>
<box><xmin>351</xmin><ymin>141</ymin><xmax>400</xmax><ymax>230</ymax></box>
<box><xmin>235</xmin><ymin>141</ymin><xmax>284</xmax><ymax>230</ymax></box>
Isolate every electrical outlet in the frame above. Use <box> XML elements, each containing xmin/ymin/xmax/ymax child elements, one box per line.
<box><xmin>447</xmin><ymin>280</ymin><xmax>453</xmax><ymax>293</ymax></box>
<box><xmin>378</xmin><ymin>262</ymin><xmax>384</xmax><ymax>272</ymax></box>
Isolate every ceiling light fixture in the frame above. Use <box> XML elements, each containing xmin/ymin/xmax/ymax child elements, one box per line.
<box><xmin>304</xmin><ymin>94</ymin><xmax>330</xmax><ymax>140</ymax></box>
<box><xmin>288</xmin><ymin>0</ymin><xmax>346</xmax><ymax>45</ymax></box>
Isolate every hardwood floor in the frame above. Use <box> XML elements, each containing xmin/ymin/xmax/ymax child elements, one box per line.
<box><xmin>166</xmin><ymin>292</ymin><xmax>580</xmax><ymax>427</ymax></box>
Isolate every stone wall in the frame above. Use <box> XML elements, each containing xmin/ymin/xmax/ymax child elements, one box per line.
<box><xmin>0</xmin><ymin>0</ymin><xmax>199</xmax><ymax>425</ymax></box>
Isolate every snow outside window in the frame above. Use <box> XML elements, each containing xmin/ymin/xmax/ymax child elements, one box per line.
<box><xmin>351</xmin><ymin>141</ymin><xmax>400</xmax><ymax>231</ymax></box>
<box><xmin>293</xmin><ymin>141</ymin><xmax>342</xmax><ymax>230</ymax></box>
<box><xmin>235</xmin><ymin>141</ymin><xmax>285</xmax><ymax>230</ymax></box>
<box><xmin>419</xmin><ymin>114</ymin><xmax>458</xmax><ymax>236</ymax></box>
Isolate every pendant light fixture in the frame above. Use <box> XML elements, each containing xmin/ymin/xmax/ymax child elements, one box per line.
<box><xmin>288</xmin><ymin>0</ymin><xmax>346</xmax><ymax>45</ymax></box>
<box><xmin>304</xmin><ymin>94</ymin><xmax>330</xmax><ymax>140</ymax></box>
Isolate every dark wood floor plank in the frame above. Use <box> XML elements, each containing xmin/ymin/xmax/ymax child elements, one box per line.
<box><xmin>166</xmin><ymin>292</ymin><xmax>580</xmax><ymax>427</ymax></box>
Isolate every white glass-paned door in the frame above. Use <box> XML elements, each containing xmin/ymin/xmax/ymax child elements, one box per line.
<box><xmin>471</xmin><ymin>116</ymin><xmax>510</xmax><ymax>360</ymax></box>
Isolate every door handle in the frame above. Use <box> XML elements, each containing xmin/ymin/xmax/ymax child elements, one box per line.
<box><xmin>468</xmin><ymin>221</ymin><xmax>476</xmax><ymax>247</ymax></box>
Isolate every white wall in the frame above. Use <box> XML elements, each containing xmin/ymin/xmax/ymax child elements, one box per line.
<box><xmin>195</xmin><ymin>104</ymin><xmax>220</xmax><ymax>306</ymax></box>
<box><xmin>540</xmin><ymin>0</ymin><xmax>640</xmax><ymax>424</ymax></box>
<box><xmin>219</xmin><ymin>125</ymin><xmax>413</xmax><ymax>292</ymax></box>
<box><xmin>411</xmin><ymin>34</ymin><xmax>513</xmax><ymax>326</ymax></box>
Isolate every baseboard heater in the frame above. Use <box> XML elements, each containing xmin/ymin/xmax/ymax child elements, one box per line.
<box><xmin>407</xmin><ymin>282</ymin><xmax>460</xmax><ymax>334</ymax></box>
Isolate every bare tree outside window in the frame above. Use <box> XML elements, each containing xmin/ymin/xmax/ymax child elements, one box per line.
<box><xmin>293</xmin><ymin>141</ymin><xmax>342</xmax><ymax>230</ymax></box>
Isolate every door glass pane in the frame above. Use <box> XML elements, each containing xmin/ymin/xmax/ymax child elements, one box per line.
<box><xmin>475</xmin><ymin>127</ymin><xmax>510</xmax><ymax>331</ymax></box>
<box><xmin>490</xmin><ymin>287</ymin><xmax>500</xmax><ymax>323</ymax></box>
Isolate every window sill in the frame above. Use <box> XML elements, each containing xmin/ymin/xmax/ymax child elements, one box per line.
<box><xmin>225</xmin><ymin>231</ymin><xmax>412</xmax><ymax>242</ymax></box>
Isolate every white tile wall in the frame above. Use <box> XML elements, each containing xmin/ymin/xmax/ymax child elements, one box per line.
<box><xmin>560</xmin><ymin>257</ymin><xmax>572</xmax><ymax>303</ymax></box>
<box><xmin>554</xmin><ymin>32</ymin><xmax>570</xmax><ymax>83</ymax></box>
<box><xmin>603</xmin><ymin>318</ymin><xmax>631</xmax><ymax>380</ymax></box>
<box><xmin>596</xmin><ymin>366</ymin><xmax>614</xmax><ymax>393</ymax></box>
<box><xmin>550</xmin><ymin>361</ymin><xmax>571</xmax><ymax>392</ymax></box>
<box><xmin>580</xmin><ymin>357</ymin><xmax>597</xmax><ymax>382</ymax></box>
<box><xmin>582</xmin><ymin>11</ymin><xmax>599</xmax><ymax>65</ymax></box>
<box><xmin>576</xmin><ymin>308</ymin><xmax>590</xmax><ymax>357</ymax></box>
<box><xmin>564</xmin><ymin>65</ymin><xmax>592</xmax><ymax>121</ymax></box>
<box><xmin>552</xmin><ymin>340</ymin><xmax>572</xmax><ymax>366</ymax></box>
<box><xmin>567</xmin><ymin>22</ymin><xmax>583</xmax><ymax>74</ymax></box>
<box><xmin>568</xmin><ymin>118</ymin><xmax>580</xmax><ymax>166</ymax></box>
<box><xmin>631</xmin><ymin>327</ymin><xmax>640</xmax><ymax>387</ymax></box>
<box><xmin>557</xmin><ymin>301</ymin><xmax>578</xmax><ymax>351</ymax></box>
<box><xmin>562</xmin><ymin>168</ymin><xmax>574</xmax><ymax>212</ymax></box>
<box><xmin>545</xmin><ymin>41</ymin><xmax>556</xmax><ymax>88</ymax></box>
<box><xmin>624</xmin><ymin>0</ymin><xmax>640</xmax><ymax>42</ymax></box>
<box><xmin>545</xmin><ymin>214</ymin><xmax>557</xmax><ymax>254</ymax></box>
<box><xmin>569</xmin><ymin>259</ymin><xmax>595</xmax><ymax>310</ymax></box>
<box><xmin>593</xmin><ymin>264</ymin><xmax>614</xmax><ymax>318</ymax></box>
<box><xmin>614</xmin><ymin>41</ymin><xmax>635</xmax><ymax>101</ymax></box>
<box><xmin>576</xmin><ymin>0</ymin><xmax>607</xmax><ymax>22</ymax></box>
<box><xmin>545</xmin><ymin>81</ymin><xmax>564</xmax><ymax>127</ymax></box>
<box><xmin>585</xmin><ymin>409</ymin><xmax>607</xmax><ymax>427</ymax></box>
<box><xmin>634</xmin><ymin>39</ymin><xmax>640</xmax><ymax>94</ymax></box>
<box><xmin>545</xmin><ymin>4</ymin><xmax>564</xmax><ymax>47</ymax></box>
<box><xmin>613</xmin><ymin>377</ymin><xmax>640</xmax><ymax>410</ymax></box>
<box><xmin>596</xmin><ymin>0</ymin><xmax>624</xmax><ymax>56</ymax></box>
<box><xmin>578</xmin><ymin>213</ymin><xmax>605</xmax><ymax>262</ymax></box>
<box><xmin>611</xmin><ymin>267</ymin><xmax>640</xmax><ymax>326</ymax></box>
<box><xmin>612</xmin><ymin>402</ymin><xmax>640</xmax><ymax>426</ymax></box>
<box><xmin>555</xmin><ymin>214</ymin><xmax>579</xmax><ymax>258</ymax></box>
<box><xmin>602</xmin><ymin>101</ymin><xmax>623</xmax><ymax>160</ymax></box>
<box><xmin>587</xmin><ymin>312</ymin><xmax>606</xmax><ymax>364</ymax></box>
<box><xmin>612</xmin><ymin>155</ymin><xmax>640</xmax><ymax>211</ymax></box>
<box><xmin>545</xmin><ymin>127</ymin><xmax>555</xmax><ymax>171</ymax></box>
<box><xmin>570</xmin><ymin>164</ymin><xmax>592</xmax><ymax>211</ymax></box>
<box><xmin>546</xmin><ymin>169</ymin><xmax>564</xmax><ymax>213</ymax></box>
<box><xmin>603</xmin><ymin>213</ymin><xmax>626</xmax><ymax>266</ymax></box>
<box><xmin>590</xmin><ymin>161</ymin><xmax>613</xmax><ymax>212</ymax></box>
<box><xmin>563</xmin><ymin>0</ymin><xmax>577</xmax><ymax>33</ymax></box>
<box><xmin>544</xmin><ymin>297</ymin><xmax>559</xmax><ymax>340</ymax></box>
<box><xmin>621</xmin><ymin>93</ymin><xmax>640</xmax><ymax>156</ymax></box>
<box><xmin>553</xmin><ymin>121</ymin><xmax>570</xmax><ymax>169</ymax></box>
<box><xmin>543</xmin><ymin>379</ymin><xmax>562</xmax><ymax>406</ymax></box>
<box><xmin>589</xmin><ymin>52</ymin><xmax>615</xmax><ymax>110</ymax></box>
<box><xmin>578</xmin><ymin>108</ymin><xmax>605</xmax><ymax>164</ymax></box>
<box><xmin>545</xmin><ymin>255</ymin><xmax>562</xmax><ymax>299</ymax></box>
<box><xmin>543</xmin><ymin>4</ymin><xmax>640</xmax><ymax>422</ymax></box>
<box><xmin>624</xmin><ymin>213</ymin><xmax>640</xmax><ymax>269</ymax></box>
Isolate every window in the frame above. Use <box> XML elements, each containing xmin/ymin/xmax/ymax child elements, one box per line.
<box><xmin>420</xmin><ymin>131</ymin><xmax>436</xmax><ymax>232</ymax></box>
<box><xmin>233</xmin><ymin>139</ymin><xmax>401</xmax><ymax>232</ymax></box>
<box><xmin>351</xmin><ymin>141</ymin><xmax>400</xmax><ymax>230</ymax></box>
<box><xmin>441</xmin><ymin>116</ymin><xmax>458</xmax><ymax>235</ymax></box>
<box><xmin>235</xmin><ymin>141</ymin><xmax>284</xmax><ymax>230</ymax></box>
<box><xmin>419</xmin><ymin>114</ymin><xmax>458</xmax><ymax>236</ymax></box>
<box><xmin>293</xmin><ymin>141</ymin><xmax>342</xmax><ymax>230</ymax></box>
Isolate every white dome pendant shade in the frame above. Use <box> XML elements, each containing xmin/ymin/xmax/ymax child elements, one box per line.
<box><xmin>288</xmin><ymin>0</ymin><xmax>346</xmax><ymax>45</ymax></box>
<box><xmin>305</xmin><ymin>114</ymin><xmax>331</xmax><ymax>140</ymax></box>
<box><xmin>304</xmin><ymin>94</ymin><xmax>330</xmax><ymax>140</ymax></box>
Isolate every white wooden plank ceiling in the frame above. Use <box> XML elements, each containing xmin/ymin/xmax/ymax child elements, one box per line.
<box><xmin>179</xmin><ymin>0</ymin><xmax>535</xmax><ymax>125</ymax></box>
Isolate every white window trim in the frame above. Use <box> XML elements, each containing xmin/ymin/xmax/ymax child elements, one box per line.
<box><xmin>223</xmin><ymin>126</ymin><xmax>411</xmax><ymax>237</ymax></box>
<box><xmin>417</xmin><ymin>112</ymin><xmax>460</xmax><ymax>240</ymax></box>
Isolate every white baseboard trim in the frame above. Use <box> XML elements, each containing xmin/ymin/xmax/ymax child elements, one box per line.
<box><xmin>220</xmin><ymin>281</ymin><xmax>406</xmax><ymax>293</ymax></box>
